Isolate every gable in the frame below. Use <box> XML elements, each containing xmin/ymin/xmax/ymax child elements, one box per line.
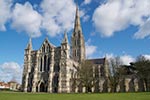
<box><xmin>39</xmin><ymin>38</ymin><xmax>55</xmax><ymax>53</ymax></box>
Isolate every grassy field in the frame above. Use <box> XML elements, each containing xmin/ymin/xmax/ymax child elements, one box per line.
<box><xmin>0</xmin><ymin>92</ymin><xmax>150</xmax><ymax>100</ymax></box>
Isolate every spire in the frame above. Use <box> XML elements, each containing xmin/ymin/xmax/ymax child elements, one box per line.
<box><xmin>74</xmin><ymin>3</ymin><xmax>82</xmax><ymax>33</ymax></box>
<box><xmin>45</xmin><ymin>34</ymin><xmax>49</xmax><ymax>40</ymax></box>
<box><xmin>26</xmin><ymin>37</ymin><xmax>32</xmax><ymax>50</ymax></box>
<box><xmin>62</xmin><ymin>30</ymin><xmax>68</xmax><ymax>43</ymax></box>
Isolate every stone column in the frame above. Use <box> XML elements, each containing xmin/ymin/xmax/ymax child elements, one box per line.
<box><xmin>75</xmin><ymin>87</ymin><xmax>78</xmax><ymax>93</ymax></box>
<box><xmin>42</xmin><ymin>57</ymin><xmax>44</xmax><ymax>71</ymax></box>
<box><xmin>125</xmin><ymin>78</ymin><xmax>131</xmax><ymax>92</ymax></box>
<box><xmin>134</xmin><ymin>78</ymin><xmax>139</xmax><ymax>92</ymax></box>
<box><xmin>66</xmin><ymin>66</ymin><xmax>71</xmax><ymax>93</ymax></box>
<box><xmin>58</xmin><ymin>60</ymin><xmax>71</xmax><ymax>93</ymax></box>
<box><xmin>32</xmin><ymin>51</ymin><xmax>39</xmax><ymax>92</ymax></box>
<box><xmin>48</xmin><ymin>48</ymin><xmax>54</xmax><ymax>93</ymax></box>
<box><xmin>23</xmin><ymin>73</ymin><xmax>29</xmax><ymax>92</ymax></box>
<box><xmin>58</xmin><ymin>71</ymin><xmax>62</xmax><ymax>93</ymax></box>
<box><xmin>23</xmin><ymin>51</ymin><xmax>32</xmax><ymax>92</ymax></box>
<box><xmin>46</xmin><ymin>55</ymin><xmax>48</xmax><ymax>71</ymax></box>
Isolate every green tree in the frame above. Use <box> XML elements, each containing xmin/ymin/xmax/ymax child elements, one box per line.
<box><xmin>132</xmin><ymin>56</ymin><xmax>150</xmax><ymax>92</ymax></box>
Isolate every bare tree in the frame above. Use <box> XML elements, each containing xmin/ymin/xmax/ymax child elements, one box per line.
<box><xmin>77</xmin><ymin>60</ymin><xmax>96</xmax><ymax>93</ymax></box>
<box><xmin>108</xmin><ymin>57</ymin><xmax>123</xmax><ymax>92</ymax></box>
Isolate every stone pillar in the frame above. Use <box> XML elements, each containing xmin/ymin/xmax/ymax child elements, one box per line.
<box><xmin>59</xmin><ymin>60</ymin><xmax>71</xmax><ymax>93</ymax></box>
<box><xmin>134</xmin><ymin>78</ymin><xmax>139</xmax><ymax>92</ymax></box>
<box><xmin>125</xmin><ymin>78</ymin><xmax>132</xmax><ymax>92</ymax></box>
<box><xmin>32</xmin><ymin>51</ymin><xmax>39</xmax><ymax>92</ymax></box>
<box><xmin>46</xmin><ymin>56</ymin><xmax>48</xmax><ymax>71</ymax></box>
<box><xmin>48</xmin><ymin>48</ymin><xmax>54</xmax><ymax>93</ymax></box>
<box><xmin>23</xmin><ymin>74</ymin><xmax>29</xmax><ymax>92</ymax></box>
<box><xmin>58</xmin><ymin>72</ymin><xmax>62</xmax><ymax>93</ymax></box>
<box><xmin>42</xmin><ymin>57</ymin><xmax>44</xmax><ymax>71</ymax></box>
<box><xmin>75</xmin><ymin>87</ymin><xmax>78</xmax><ymax>93</ymax></box>
<box><xmin>66</xmin><ymin>67</ymin><xmax>71</xmax><ymax>93</ymax></box>
<box><xmin>128</xmin><ymin>78</ymin><xmax>135</xmax><ymax>92</ymax></box>
<box><xmin>83</xmin><ymin>87</ymin><xmax>86</xmax><ymax>93</ymax></box>
<box><xmin>119</xmin><ymin>78</ymin><xmax>126</xmax><ymax>92</ymax></box>
<box><xmin>23</xmin><ymin>50</ymin><xmax>32</xmax><ymax>92</ymax></box>
<box><xmin>104</xmin><ymin>58</ymin><xmax>109</xmax><ymax>77</ymax></box>
<box><xmin>59</xmin><ymin>33</ymin><xmax>71</xmax><ymax>93</ymax></box>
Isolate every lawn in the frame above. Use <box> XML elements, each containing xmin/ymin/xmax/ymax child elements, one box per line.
<box><xmin>0</xmin><ymin>92</ymin><xmax>150</xmax><ymax>100</ymax></box>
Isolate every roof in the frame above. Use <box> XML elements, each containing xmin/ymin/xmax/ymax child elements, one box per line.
<box><xmin>8</xmin><ymin>81</ymin><xmax>17</xmax><ymax>84</ymax></box>
<box><xmin>86</xmin><ymin>58</ymin><xmax>106</xmax><ymax>64</ymax></box>
<box><xmin>0</xmin><ymin>82</ymin><xmax>10</xmax><ymax>87</ymax></box>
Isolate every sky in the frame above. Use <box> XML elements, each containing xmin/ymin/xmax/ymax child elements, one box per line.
<box><xmin>0</xmin><ymin>0</ymin><xmax>150</xmax><ymax>83</ymax></box>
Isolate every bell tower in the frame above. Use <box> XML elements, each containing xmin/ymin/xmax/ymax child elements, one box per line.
<box><xmin>71</xmin><ymin>4</ymin><xmax>85</xmax><ymax>63</ymax></box>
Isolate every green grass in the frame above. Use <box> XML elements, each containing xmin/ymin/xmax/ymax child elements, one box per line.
<box><xmin>0</xmin><ymin>92</ymin><xmax>150</xmax><ymax>100</ymax></box>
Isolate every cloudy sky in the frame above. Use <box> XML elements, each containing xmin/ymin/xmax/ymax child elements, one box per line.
<box><xmin>0</xmin><ymin>0</ymin><xmax>150</xmax><ymax>83</ymax></box>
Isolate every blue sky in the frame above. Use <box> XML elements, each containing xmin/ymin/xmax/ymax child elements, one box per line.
<box><xmin>0</xmin><ymin>0</ymin><xmax>150</xmax><ymax>83</ymax></box>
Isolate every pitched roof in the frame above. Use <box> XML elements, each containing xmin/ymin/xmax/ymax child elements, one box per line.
<box><xmin>86</xmin><ymin>58</ymin><xmax>106</xmax><ymax>64</ymax></box>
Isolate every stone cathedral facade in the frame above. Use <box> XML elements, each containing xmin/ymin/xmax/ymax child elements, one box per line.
<box><xmin>22</xmin><ymin>6</ymin><xmax>109</xmax><ymax>93</ymax></box>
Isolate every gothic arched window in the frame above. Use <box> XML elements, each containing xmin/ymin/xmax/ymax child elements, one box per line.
<box><xmin>42</xmin><ymin>46</ymin><xmax>45</xmax><ymax>53</ymax></box>
<box><xmin>75</xmin><ymin>39</ymin><xmax>78</xmax><ymax>46</ymax></box>
<box><xmin>47</xmin><ymin>57</ymin><xmax>50</xmax><ymax>71</ymax></box>
<box><xmin>54</xmin><ymin>64</ymin><xmax>60</xmax><ymax>73</ymax></box>
<box><xmin>40</xmin><ymin>58</ymin><xmax>42</xmax><ymax>72</ymax></box>
<box><xmin>47</xmin><ymin>46</ymin><xmax>49</xmax><ymax>52</ymax></box>
<box><xmin>44</xmin><ymin>55</ymin><xmax>47</xmax><ymax>71</ymax></box>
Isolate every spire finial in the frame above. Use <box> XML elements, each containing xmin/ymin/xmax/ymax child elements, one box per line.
<box><xmin>29</xmin><ymin>37</ymin><xmax>32</xmax><ymax>43</ymax></box>
<box><xmin>46</xmin><ymin>35</ymin><xmax>48</xmax><ymax>40</ymax></box>
<box><xmin>76</xmin><ymin>0</ymin><xmax>79</xmax><ymax>6</ymax></box>
<box><xmin>62</xmin><ymin>30</ymin><xmax>68</xmax><ymax>43</ymax></box>
<box><xmin>74</xmin><ymin>1</ymin><xmax>82</xmax><ymax>33</ymax></box>
<box><xmin>26</xmin><ymin>37</ymin><xmax>32</xmax><ymax>49</ymax></box>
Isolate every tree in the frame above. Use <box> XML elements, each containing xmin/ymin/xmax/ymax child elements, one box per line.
<box><xmin>77</xmin><ymin>60</ymin><xmax>96</xmax><ymax>93</ymax></box>
<box><xmin>132</xmin><ymin>56</ymin><xmax>150</xmax><ymax>92</ymax></box>
<box><xmin>108</xmin><ymin>57</ymin><xmax>123</xmax><ymax>92</ymax></box>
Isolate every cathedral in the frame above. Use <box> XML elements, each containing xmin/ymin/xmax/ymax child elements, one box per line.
<box><xmin>22</xmin><ymin>5</ymin><xmax>109</xmax><ymax>93</ymax></box>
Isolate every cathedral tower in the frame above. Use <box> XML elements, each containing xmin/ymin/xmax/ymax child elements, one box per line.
<box><xmin>59</xmin><ymin>31</ymin><xmax>71</xmax><ymax>93</ymax></box>
<box><xmin>22</xmin><ymin>38</ymin><xmax>32</xmax><ymax>92</ymax></box>
<box><xmin>71</xmin><ymin>5</ymin><xmax>85</xmax><ymax>63</ymax></box>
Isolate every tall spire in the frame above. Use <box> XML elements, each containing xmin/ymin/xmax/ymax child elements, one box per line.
<box><xmin>74</xmin><ymin>3</ymin><xmax>82</xmax><ymax>33</ymax></box>
<box><xmin>71</xmin><ymin>3</ymin><xmax>85</xmax><ymax>63</ymax></box>
<box><xmin>26</xmin><ymin>37</ymin><xmax>32</xmax><ymax>50</ymax></box>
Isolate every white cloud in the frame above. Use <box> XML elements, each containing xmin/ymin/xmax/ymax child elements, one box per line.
<box><xmin>120</xmin><ymin>55</ymin><xmax>135</xmax><ymax>65</ymax></box>
<box><xmin>0</xmin><ymin>0</ymin><xmax>86</xmax><ymax>38</ymax></box>
<box><xmin>106</xmin><ymin>54</ymin><xmax>135</xmax><ymax>65</ymax></box>
<box><xmin>11</xmin><ymin>2</ymin><xmax>42</xmax><ymax>38</ymax></box>
<box><xmin>143</xmin><ymin>54</ymin><xmax>150</xmax><ymax>60</ymax></box>
<box><xmin>40</xmin><ymin>0</ymin><xmax>76</xmax><ymax>37</ymax></box>
<box><xmin>106</xmin><ymin>53</ymin><xmax>115</xmax><ymax>59</ymax></box>
<box><xmin>92</xmin><ymin>0</ymin><xmax>150</xmax><ymax>37</ymax></box>
<box><xmin>79</xmin><ymin>9</ymin><xmax>86</xmax><ymax>18</ymax></box>
<box><xmin>0</xmin><ymin>62</ymin><xmax>22</xmax><ymax>83</ymax></box>
<box><xmin>82</xmin><ymin>15</ymin><xmax>90</xmax><ymax>22</ymax></box>
<box><xmin>134</xmin><ymin>18</ymin><xmax>150</xmax><ymax>39</ymax></box>
<box><xmin>0</xmin><ymin>0</ymin><xmax>12</xmax><ymax>31</ymax></box>
<box><xmin>85</xmin><ymin>39</ymin><xmax>97</xmax><ymax>58</ymax></box>
<box><xmin>82</xmin><ymin>0</ymin><xmax>92</xmax><ymax>5</ymax></box>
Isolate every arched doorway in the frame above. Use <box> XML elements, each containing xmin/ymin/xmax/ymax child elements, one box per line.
<box><xmin>36</xmin><ymin>86</ymin><xmax>38</xmax><ymax>92</ymax></box>
<box><xmin>40</xmin><ymin>82</ymin><xmax>45</xmax><ymax>92</ymax></box>
<box><xmin>52</xmin><ymin>75</ymin><xmax>59</xmax><ymax>93</ymax></box>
